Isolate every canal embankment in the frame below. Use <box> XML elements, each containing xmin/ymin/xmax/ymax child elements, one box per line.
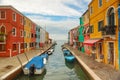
<box><xmin>0</xmin><ymin>43</ymin><xmax>54</xmax><ymax>80</ymax></box>
<box><xmin>62</xmin><ymin>44</ymin><xmax>120</xmax><ymax>80</ymax></box>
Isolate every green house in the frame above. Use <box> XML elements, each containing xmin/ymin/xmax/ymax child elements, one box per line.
<box><xmin>78</xmin><ymin>17</ymin><xmax>85</xmax><ymax>52</ymax></box>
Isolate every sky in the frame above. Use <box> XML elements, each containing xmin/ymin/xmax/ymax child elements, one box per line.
<box><xmin>0</xmin><ymin>0</ymin><xmax>91</xmax><ymax>40</ymax></box>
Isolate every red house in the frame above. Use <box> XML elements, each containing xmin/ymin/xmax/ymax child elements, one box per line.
<box><xmin>0</xmin><ymin>6</ymin><xmax>24</xmax><ymax>57</ymax></box>
<box><xmin>31</xmin><ymin>22</ymin><xmax>36</xmax><ymax>49</ymax></box>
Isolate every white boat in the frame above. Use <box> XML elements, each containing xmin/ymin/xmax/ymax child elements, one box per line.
<box><xmin>47</xmin><ymin>48</ymin><xmax>54</xmax><ymax>55</ymax></box>
<box><xmin>23</xmin><ymin>56</ymin><xmax>45</xmax><ymax>75</ymax></box>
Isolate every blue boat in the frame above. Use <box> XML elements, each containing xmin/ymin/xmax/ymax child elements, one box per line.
<box><xmin>65</xmin><ymin>55</ymin><xmax>75</xmax><ymax>62</ymax></box>
<box><xmin>62</xmin><ymin>49</ymin><xmax>75</xmax><ymax>62</ymax></box>
<box><xmin>40</xmin><ymin>53</ymin><xmax>48</xmax><ymax>59</ymax></box>
<box><xmin>23</xmin><ymin>56</ymin><xmax>45</xmax><ymax>75</ymax></box>
<box><xmin>40</xmin><ymin>53</ymin><xmax>48</xmax><ymax>64</ymax></box>
<box><xmin>63</xmin><ymin>50</ymin><xmax>71</xmax><ymax>55</ymax></box>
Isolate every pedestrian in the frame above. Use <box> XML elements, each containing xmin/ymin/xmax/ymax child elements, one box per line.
<box><xmin>29</xmin><ymin>64</ymin><xmax>36</xmax><ymax>76</ymax></box>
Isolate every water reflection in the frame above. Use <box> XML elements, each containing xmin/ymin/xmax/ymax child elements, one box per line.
<box><xmin>65</xmin><ymin>60</ymin><xmax>74</xmax><ymax>69</ymax></box>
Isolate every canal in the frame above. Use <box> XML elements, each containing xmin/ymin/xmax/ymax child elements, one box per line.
<box><xmin>14</xmin><ymin>40</ymin><xmax>90</xmax><ymax>80</ymax></box>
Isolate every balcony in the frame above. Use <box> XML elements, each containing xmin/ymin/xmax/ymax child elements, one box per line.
<box><xmin>101</xmin><ymin>25</ymin><xmax>116</xmax><ymax>37</ymax></box>
<box><xmin>0</xmin><ymin>33</ymin><xmax>6</xmax><ymax>42</ymax></box>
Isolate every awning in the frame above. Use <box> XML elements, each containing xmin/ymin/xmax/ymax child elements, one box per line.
<box><xmin>83</xmin><ymin>39</ymin><xmax>101</xmax><ymax>46</ymax></box>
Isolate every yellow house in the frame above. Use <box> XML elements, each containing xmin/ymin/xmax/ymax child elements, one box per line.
<box><xmin>88</xmin><ymin>0</ymin><xmax>119</xmax><ymax>70</ymax></box>
<box><xmin>24</xmin><ymin>17</ymin><xmax>32</xmax><ymax>52</ymax></box>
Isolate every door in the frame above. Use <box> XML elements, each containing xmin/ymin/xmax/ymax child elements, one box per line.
<box><xmin>108</xmin><ymin>42</ymin><xmax>114</xmax><ymax>65</ymax></box>
<box><xmin>18</xmin><ymin>43</ymin><xmax>21</xmax><ymax>54</ymax></box>
<box><xmin>98</xmin><ymin>43</ymin><xmax>102</xmax><ymax>59</ymax></box>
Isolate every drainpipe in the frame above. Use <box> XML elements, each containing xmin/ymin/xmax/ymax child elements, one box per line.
<box><xmin>118</xmin><ymin>3</ymin><xmax>120</xmax><ymax>69</ymax></box>
<box><xmin>8</xmin><ymin>49</ymin><xmax>12</xmax><ymax>57</ymax></box>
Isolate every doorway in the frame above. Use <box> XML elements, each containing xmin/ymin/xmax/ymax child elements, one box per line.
<box><xmin>108</xmin><ymin>42</ymin><xmax>114</xmax><ymax>65</ymax></box>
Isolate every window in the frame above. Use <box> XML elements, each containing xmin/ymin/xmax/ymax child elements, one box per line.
<box><xmin>31</xmin><ymin>33</ymin><xmax>34</xmax><ymax>38</ymax></box>
<box><xmin>89</xmin><ymin>25</ymin><xmax>94</xmax><ymax>33</ymax></box>
<box><xmin>99</xmin><ymin>0</ymin><xmax>102</xmax><ymax>7</ymax></box>
<box><xmin>0</xmin><ymin>26</ymin><xmax>5</xmax><ymax>33</ymax></box>
<box><xmin>90</xmin><ymin>6</ymin><xmax>93</xmax><ymax>15</ymax></box>
<box><xmin>24</xmin><ymin>31</ymin><xmax>26</xmax><ymax>37</ymax></box>
<box><xmin>13</xmin><ymin>44</ymin><xmax>17</xmax><ymax>51</ymax></box>
<box><xmin>12</xmin><ymin>13</ymin><xmax>16</xmax><ymax>21</ymax></box>
<box><xmin>0</xmin><ymin>44</ymin><xmax>6</xmax><ymax>51</ymax></box>
<box><xmin>107</xmin><ymin>7</ymin><xmax>115</xmax><ymax>26</ymax></box>
<box><xmin>24</xmin><ymin>19</ymin><xmax>26</xmax><ymax>26</ymax></box>
<box><xmin>0</xmin><ymin>11</ymin><xmax>6</xmax><ymax>19</ymax></box>
<box><xmin>98</xmin><ymin>20</ymin><xmax>104</xmax><ymax>31</ymax></box>
<box><xmin>24</xmin><ymin>43</ymin><xmax>27</xmax><ymax>48</ymax></box>
<box><xmin>20</xmin><ymin>30</ymin><xmax>23</xmax><ymax>37</ymax></box>
<box><xmin>20</xmin><ymin>17</ymin><xmax>23</xmax><ymax>25</ymax></box>
<box><xmin>21</xmin><ymin>43</ymin><xmax>24</xmax><ymax>49</ymax></box>
<box><xmin>12</xmin><ymin>28</ymin><xmax>16</xmax><ymax>36</ymax></box>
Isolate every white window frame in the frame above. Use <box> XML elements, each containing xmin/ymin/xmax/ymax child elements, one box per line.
<box><xmin>0</xmin><ymin>11</ymin><xmax>6</xmax><ymax>20</ymax></box>
<box><xmin>12</xmin><ymin>27</ymin><xmax>16</xmax><ymax>36</ymax></box>
<box><xmin>20</xmin><ymin>17</ymin><xmax>24</xmax><ymax>25</ymax></box>
<box><xmin>12</xmin><ymin>12</ymin><xmax>16</xmax><ymax>21</ymax></box>
<box><xmin>20</xmin><ymin>30</ymin><xmax>24</xmax><ymax>37</ymax></box>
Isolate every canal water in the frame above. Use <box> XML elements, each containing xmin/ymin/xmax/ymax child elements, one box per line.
<box><xmin>14</xmin><ymin>40</ymin><xmax>90</xmax><ymax>80</ymax></box>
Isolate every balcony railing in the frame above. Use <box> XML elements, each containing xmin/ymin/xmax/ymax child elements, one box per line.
<box><xmin>0</xmin><ymin>33</ymin><xmax>6</xmax><ymax>42</ymax></box>
<box><xmin>101</xmin><ymin>25</ymin><xmax>116</xmax><ymax>36</ymax></box>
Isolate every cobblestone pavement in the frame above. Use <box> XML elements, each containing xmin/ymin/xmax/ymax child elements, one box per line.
<box><xmin>64</xmin><ymin>44</ymin><xmax>120</xmax><ymax>80</ymax></box>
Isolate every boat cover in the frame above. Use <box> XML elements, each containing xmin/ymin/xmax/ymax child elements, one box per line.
<box><xmin>25</xmin><ymin>56</ymin><xmax>44</xmax><ymax>69</ymax></box>
<box><xmin>40</xmin><ymin>53</ymin><xmax>48</xmax><ymax>58</ymax></box>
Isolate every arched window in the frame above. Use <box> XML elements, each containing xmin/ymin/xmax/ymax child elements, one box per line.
<box><xmin>107</xmin><ymin>7</ymin><xmax>115</xmax><ymax>26</ymax></box>
<box><xmin>0</xmin><ymin>26</ymin><xmax>5</xmax><ymax>33</ymax></box>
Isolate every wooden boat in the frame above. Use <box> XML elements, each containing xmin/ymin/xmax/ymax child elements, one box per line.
<box><xmin>23</xmin><ymin>56</ymin><xmax>45</xmax><ymax>75</ymax></box>
<box><xmin>47</xmin><ymin>48</ymin><xmax>54</xmax><ymax>55</ymax></box>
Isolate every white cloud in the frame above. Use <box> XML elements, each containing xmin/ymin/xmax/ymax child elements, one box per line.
<box><xmin>0</xmin><ymin>0</ymin><xmax>91</xmax><ymax>40</ymax></box>
<box><xmin>1</xmin><ymin>0</ymin><xmax>81</xmax><ymax>16</ymax></box>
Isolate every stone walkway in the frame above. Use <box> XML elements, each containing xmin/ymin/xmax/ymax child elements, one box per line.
<box><xmin>0</xmin><ymin>44</ymin><xmax>52</xmax><ymax>80</ymax></box>
<box><xmin>64</xmin><ymin>44</ymin><xmax>120</xmax><ymax>80</ymax></box>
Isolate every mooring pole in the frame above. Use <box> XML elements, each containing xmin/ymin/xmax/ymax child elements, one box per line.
<box><xmin>16</xmin><ymin>55</ymin><xmax>24</xmax><ymax>70</ymax></box>
<box><xmin>24</xmin><ymin>53</ymin><xmax>29</xmax><ymax>62</ymax></box>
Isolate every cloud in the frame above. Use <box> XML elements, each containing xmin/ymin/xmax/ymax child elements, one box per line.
<box><xmin>0</xmin><ymin>0</ymin><xmax>91</xmax><ymax>40</ymax></box>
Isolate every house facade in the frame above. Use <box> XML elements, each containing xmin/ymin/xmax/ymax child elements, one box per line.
<box><xmin>0</xmin><ymin>6</ymin><xmax>24</xmax><ymax>57</ymax></box>
<box><xmin>82</xmin><ymin>10</ymin><xmax>91</xmax><ymax>55</ymax></box>
<box><xmin>36</xmin><ymin>25</ymin><xmax>40</xmax><ymax>48</ymax></box>
<box><xmin>88</xmin><ymin>0</ymin><xmax>119</xmax><ymax>69</ymax></box>
<box><xmin>0</xmin><ymin>6</ymin><xmax>49</xmax><ymax>57</ymax></box>
<box><xmin>30</xmin><ymin>22</ymin><xmax>36</xmax><ymax>49</ymax></box>
<box><xmin>78</xmin><ymin>17</ymin><xmax>84</xmax><ymax>52</ymax></box>
<box><xmin>24</xmin><ymin>17</ymin><xmax>32</xmax><ymax>52</ymax></box>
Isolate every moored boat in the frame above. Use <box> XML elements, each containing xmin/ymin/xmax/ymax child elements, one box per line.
<box><xmin>62</xmin><ymin>49</ymin><xmax>75</xmax><ymax>62</ymax></box>
<box><xmin>65</xmin><ymin>55</ymin><xmax>75</xmax><ymax>62</ymax></box>
<box><xmin>63</xmin><ymin>50</ymin><xmax>71</xmax><ymax>56</ymax></box>
<box><xmin>23</xmin><ymin>56</ymin><xmax>45</xmax><ymax>75</ymax></box>
<box><xmin>40</xmin><ymin>53</ymin><xmax>48</xmax><ymax>64</ymax></box>
<box><xmin>47</xmin><ymin>48</ymin><xmax>54</xmax><ymax>55</ymax></box>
